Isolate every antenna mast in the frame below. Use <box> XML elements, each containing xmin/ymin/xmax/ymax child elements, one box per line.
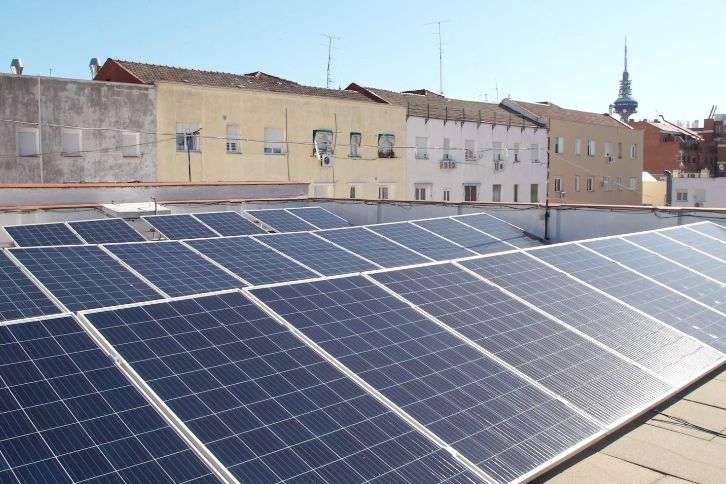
<box><xmin>427</xmin><ymin>20</ymin><xmax>449</xmax><ymax>95</ymax></box>
<box><xmin>322</xmin><ymin>34</ymin><xmax>340</xmax><ymax>89</ymax></box>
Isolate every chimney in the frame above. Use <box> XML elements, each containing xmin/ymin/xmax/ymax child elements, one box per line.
<box><xmin>89</xmin><ymin>58</ymin><xmax>100</xmax><ymax>78</ymax></box>
<box><xmin>10</xmin><ymin>58</ymin><xmax>23</xmax><ymax>75</ymax></box>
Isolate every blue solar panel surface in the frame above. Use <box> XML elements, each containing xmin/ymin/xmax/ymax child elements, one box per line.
<box><xmin>689</xmin><ymin>222</ymin><xmax>726</xmax><ymax>241</ymax></box>
<box><xmin>659</xmin><ymin>226</ymin><xmax>726</xmax><ymax>255</ymax></box>
<box><xmin>9</xmin><ymin>246</ymin><xmax>163</xmax><ymax>312</ymax></box>
<box><xmin>531</xmin><ymin>244</ymin><xmax>726</xmax><ymax>352</ymax></box>
<box><xmin>85</xmin><ymin>292</ymin><xmax>480</xmax><ymax>483</ymax></box>
<box><xmin>246</xmin><ymin>209</ymin><xmax>317</xmax><ymax>232</ymax></box>
<box><xmin>184</xmin><ymin>237</ymin><xmax>318</xmax><ymax>286</ymax></box>
<box><xmin>255</xmin><ymin>232</ymin><xmax>379</xmax><ymax>275</ymax></box>
<box><xmin>453</xmin><ymin>214</ymin><xmax>541</xmax><ymax>248</ymax></box>
<box><xmin>104</xmin><ymin>242</ymin><xmax>245</xmax><ymax>297</ymax></box>
<box><xmin>368</xmin><ymin>223</ymin><xmax>474</xmax><ymax>261</ymax></box>
<box><xmin>413</xmin><ymin>218</ymin><xmax>515</xmax><ymax>255</ymax></box>
<box><xmin>461</xmin><ymin>252</ymin><xmax>723</xmax><ymax>385</ymax></box>
<box><xmin>370</xmin><ymin>263</ymin><xmax>672</xmax><ymax>425</ymax></box>
<box><xmin>192</xmin><ymin>212</ymin><xmax>267</xmax><ymax>236</ymax></box>
<box><xmin>143</xmin><ymin>215</ymin><xmax>219</xmax><ymax>240</ymax></box>
<box><xmin>252</xmin><ymin>276</ymin><xmax>602</xmax><ymax>483</ymax></box>
<box><xmin>67</xmin><ymin>219</ymin><xmax>146</xmax><ymax>244</ymax></box>
<box><xmin>4</xmin><ymin>223</ymin><xmax>84</xmax><ymax>247</ymax></box>
<box><xmin>286</xmin><ymin>207</ymin><xmax>351</xmax><ymax>229</ymax></box>
<box><xmin>0</xmin><ymin>251</ymin><xmax>60</xmax><ymax>322</ymax></box>
<box><xmin>317</xmin><ymin>227</ymin><xmax>431</xmax><ymax>268</ymax></box>
<box><xmin>0</xmin><ymin>315</ymin><xmax>216</xmax><ymax>483</ymax></box>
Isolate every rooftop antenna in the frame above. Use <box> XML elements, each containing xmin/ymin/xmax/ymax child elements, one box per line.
<box><xmin>322</xmin><ymin>34</ymin><xmax>340</xmax><ymax>89</ymax></box>
<box><xmin>427</xmin><ymin>20</ymin><xmax>449</xmax><ymax>95</ymax></box>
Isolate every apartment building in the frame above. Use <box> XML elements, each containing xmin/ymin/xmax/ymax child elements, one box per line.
<box><xmin>629</xmin><ymin>118</ymin><xmax>701</xmax><ymax>177</ymax></box>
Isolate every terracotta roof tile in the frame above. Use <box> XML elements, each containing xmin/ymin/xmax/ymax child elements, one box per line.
<box><xmin>512</xmin><ymin>100</ymin><xmax>627</xmax><ymax>128</ymax></box>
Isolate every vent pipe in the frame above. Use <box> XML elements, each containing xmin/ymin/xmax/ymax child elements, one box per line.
<box><xmin>89</xmin><ymin>58</ymin><xmax>100</xmax><ymax>78</ymax></box>
<box><xmin>10</xmin><ymin>59</ymin><xmax>23</xmax><ymax>75</ymax></box>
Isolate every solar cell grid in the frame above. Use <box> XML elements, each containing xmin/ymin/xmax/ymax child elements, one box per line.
<box><xmin>368</xmin><ymin>223</ymin><xmax>474</xmax><ymax>261</ymax></box>
<box><xmin>246</xmin><ymin>209</ymin><xmax>318</xmax><ymax>232</ymax></box>
<box><xmin>286</xmin><ymin>207</ymin><xmax>351</xmax><ymax>229</ymax></box>
<box><xmin>252</xmin><ymin>276</ymin><xmax>603</xmax><ymax>483</ymax></box>
<box><xmin>689</xmin><ymin>222</ymin><xmax>726</xmax><ymax>241</ymax></box>
<box><xmin>659</xmin><ymin>226</ymin><xmax>726</xmax><ymax>256</ymax></box>
<box><xmin>453</xmin><ymin>214</ymin><xmax>541</xmax><ymax>248</ymax></box>
<box><xmin>67</xmin><ymin>218</ymin><xmax>146</xmax><ymax>244</ymax></box>
<box><xmin>413</xmin><ymin>218</ymin><xmax>515</xmax><ymax>255</ymax></box>
<box><xmin>9</xmin><ymin>246</ymin><xmax>163</xmax><ymax>312</ymax></box>
<box><xmin>4</xmin><ymin>223</ymin><xmax>84</xmax><ymax>247</ymax></box>
<box><xmin>0</xmin><ymin>315</ymin><xmax>216</xmax><ymax>483</ymax></box>
<box><xmin>461</xmin><ymin>252</ymin><xmax>724</xmax><ymax>386</ymax></box>
<box><xmin>184</xmin><ymin>237</ymin><xmax>318</xmax><ymax>286</ymax></box>
<box><xmin>104</xmin><ymin>242</ymin><xmax>245</xmax><ymax>297</ymax></box>
<box><xmin>192</xmin><ymin>212</ymin><xmax>266</xmax><ymax>236</ymax></box>
<box><xmin>370</xmin><ymin>263</ymin><xmax>673</xmax><ymax>425</ymax></box>
<box><xmin>0</xmin><ymin>251</ymin><xmax>60</xmax><ymax>322</ymax></box>
<box><xmin>143</xmin><ymin>215</ymin><xmax>219</xmax><ymax>240</ymax></box>
<box><xmin>254</xmin><ymin>232</ymin><xmax>379</xmax><ymax>275</ymax></box>
<box><xmin>532</xmin><ymin>244</ymin><xmax>726</xmax><ymax>352</ymax></box>
<box><xmin>84</xmin><ymin>292</ymin><xmax>481</xmax><ymax>483</ymax></box>
<box><xmin>316</xmin><ymin>227</ymin><xmax>431</xmax><ymax>268</ymax></box>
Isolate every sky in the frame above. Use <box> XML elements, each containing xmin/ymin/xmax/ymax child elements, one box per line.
<box><xmin>2</xmin><ymin>0</ymin><xmax>723</xmax><ymax>125</ymax></box>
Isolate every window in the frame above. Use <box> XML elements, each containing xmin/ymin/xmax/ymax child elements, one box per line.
<box><xmin>553</xmin><ymin>176</ymin><xmax>562</xmax><ymax>193</ymax></box>
<box><xmin>530</xmin><ymin>143</ymin><xmax>540</xmax><ymax>162</ymax></box>
<box><xmin>442</xmin><ymin>189</ymin><xmax>451</xmax><ymax>201</ymax></box>
<box><xmin>554</xmin><ymin>136</ymin><xmax>564</xmax><ymax>154</ymax></box>
<box><xmin>176</xmin><ymin>122</ymin><xmax>199</xmax><ymax>152</ymax></box>
<box><xmin>530</xmin><ymin>184</ymin><xmax>539</xmax><ymax>203</ymax></box>
<box><xmin>465</xmin><ymin>139</ymin><xmax>476</xmax><ymax>161</ymax></box>
<box><xmin>16</xmin><ymin>127</ymin><xmax>39</xmax><ymax>156</ymax></box>
<box><xmin>414</xmin><ymin>183</ymin><xmax>431</xmax><ymax>201</ymax></box>
<box><xmin>350</xmin><ymin>132</ymin><xmax>361</xmax><ymax>157</ymax></box>
<box><xmin>349</xmin><ymin>184</ymin><xmax>363</xmax><ymax>199</ymax></box>
<box><xmin>442</xmin><ymin>138</ymin><xmax>452</xmax><ymax>160</ymax></box>
<box><xmin>226</xmin><ymin>125</ymin><xmax>241</xmax><ymax>153</ymax></box>
<box><xmin>264</xmin><ymin>128</ymin><xmax>284</xmax><ymax>154</ymax></box>
<box><xmin>62</xmin><ymin>128</ymin><xmax>82</xmax><ymax>156</ymax></box>
<box><xmin>493</xmin><ymin>142</ymin><xmax>503</xmax><ymax>161</ymax></box>
<box><xmin>586</xmin><ymin>176</ymin><xmax>594</xmax><ymax>192</ymax></box>
<box><xmin>313</xmin><ymin>129</ymin><xmax>333</xmax><ymax>155</ymax></box>
<box><xmin>587</xmin><ymin>139</ymin><xmax>596</xmax><ymax>156</ymax></box>
<box><xmin>415</xmin><ymin>137</ymin><xmax>429</xmax><ymax>159</ymax></box>
<box><xmin>676</xmin><ymin>190</ymin><xmax>688</xmax><ymax>201</ymax></box>
<box><xmin>630</xmin><ymin>144</ymin><xmax>637</xmax><ymax>159</ymax></box>
<box><xmin>617</xmin><ymin>176</ymin><xmax>623</xmax><ymax>191</ymax></box>
<box><xmin>513</xmin><ymin>184</ymin><xmax>519</xmax><ymax>202</ymax></box>
<box><xmin>513</xmin><ymin>142</ymin><xmax>520</xmax><ymax>162</ymax></box>
<box><xmin>604</xmin><ymin>142</ymin><xmax>611</xmax><ymax>159</ymax></box>
<box><xmin>603</xmin><ymin>176</ymin><xmax>612</xmax><ymax>191</ymax></box>
<box><xmin>121</xmin><ymin>131</ymin><xmax>140</xmax><ymax>157</ymax></box>
<box><xmin>463</xmin><ymin>184</ymin><xmax>478</xmax><ymax>202</ymax></box>
<box><xmin>629</xmin><ymin>176</ymin><xmax>637</xmax><ymax>191</ymax></box>
<box><xmin>378</xmin><ymin>185</ymin><xmax>390</xmax><ymax>200</ymax></box>
<box><xmin>617</xmin><ymin>142</ymin><xmax>623</xmax><ymax>159</ymax></box>
<box><xmin>492</xmin><ymin>184</ymin><xmax>502</xmax><ymax>202</ymax></box>
<box><xmin>715</xmin><ymin>125</ymin><xmax>722</xmax><ymax>133</ymax></box>
<box><xmin>378</xmin><ymin>134</ymin><xmax>395</xmax><ymax>158</ymax></box>
<box><xmin>575</xmin><ymin>139</ymin><xmax>581</xmax><ymax>156</ymax></box>
<box><xmin>350</xmin><ymin>186</ymin><xmax>356</xmax><ymax>199</ymax></box>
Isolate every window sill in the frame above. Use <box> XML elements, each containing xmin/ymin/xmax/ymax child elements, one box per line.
<box><xmin>264</xmin><ymin>153</ymin><xmax>286</xmax><ymax>156</ymax></box>
<box><xmin>176</xmin><ymin>150</ymin><xmax>201</xmax><ymax>153</ymax></box>
<box><xmin>17</xmin><ymin>154</ymin><xmax>39</xmax><ymax>158</ymax></box>
<box><xmin>225</xmin><ymin>151</ymin><xmax>243</xmax><ymax>155</ymax></box>
<box><xmin>62</xmin><ymin>155</ymin><xmax>83</xmax><ymax>158</ymax></box>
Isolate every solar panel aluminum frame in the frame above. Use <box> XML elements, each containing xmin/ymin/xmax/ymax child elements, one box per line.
<box><xmin>307</xmin><ymin>232</ymin><xmax>384</xmax><ymax>269</ymax></box>
<box><xmin>365</xmin><ymin>220</ymin><xmax>480</xmax><ymax>259</ymax></box>
<box><xmin>244</xmin><ymin>208</ymin><xmax>320</xmax><ymax>232</ymax></box>
<box><xmin>686</xmin><ymin>221</ymin><xmax>726</xmax><ymax>242</ymax></box>
<box><xmin>454</xmin><ymin>211</ymin><xmax>530</xmax><ymax>234</ymax></box>
<box><xmin>67</xmin><ymin>218</ymin><xmax>145</xmax><ymax>244</ymax></box>
<box><xmin>2</xmin><ymin>221</ymin><xmax>86</xmax><ymax>247</ymax></box>
<box><xmin>655</xmin><ymin>228</ymin><xmax>726</xmax><ymax>262</ymax></box>
<box><xmin>632</xmin><ymin>230</ymin><xmax>726</xmax><ymax>266</ymax></box>
<box><xmin>75</xmin><ymin>301</ymin><xmax>237</xmax><ymax>483</ymax></box>
<box><xmin>140</xmin><ymin>213</ymin><xmax>224</xmax><ymax>240</ymax></box>
<box><xmin>409</xmin><ymin>215</ymin><xmax>524</xmax><ymax>255</ymax></box>
<box><xmin>189</xmin><ymin>211</ymin><xmax>267</xmax><ymax>236</ymax></box>
<box><xmin>240</xmin><ymin>280</ymin><xmax>496</xmax><ymax>483</ymax></box>
<box><xmin>314</xmin><ymin>225</ymin><xmax>436</xmax><ymax>263</ymax></box>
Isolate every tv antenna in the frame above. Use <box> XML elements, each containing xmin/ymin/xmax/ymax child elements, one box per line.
<box><xmin>322</xmin><ymin>34</ymin><xmax>340</xmax><ymax>88</ymax></box>
<box><xmin>427</xmin><ymin>20</ymin><xmax>449</xmax><ymax>95</ymax></box>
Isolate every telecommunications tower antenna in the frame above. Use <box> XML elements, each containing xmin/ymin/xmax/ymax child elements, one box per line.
<box><xmin>322</xmin><ymin>34</ymin><xmax>340</xmax><ymax>89</ymax></box>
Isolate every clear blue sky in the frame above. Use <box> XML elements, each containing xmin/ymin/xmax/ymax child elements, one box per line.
<box><xmin>3</xmin><ymin>0</ymin><xmax>723</xmax><ymax>125</ymax></box>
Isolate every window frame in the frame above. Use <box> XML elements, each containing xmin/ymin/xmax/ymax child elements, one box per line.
<box><xmin>16</xmin><ymin>126</ymin><xmax>39</xmax><ymax>157</ymax></box>
<box><xmin>61</xmin><ymin>128</ymin><xmax>82</xmax><ymax>157</ymax></box>
<box><xmin>349</xmin><ymin>132</ymin><xmax>361</xmax><ymax>157</ymax></box>
<box><xmin>575</xmin><ymin>139</ymin><xmax>581</xmax><ymax>156</ymax></box>
<box><xmin>530</xmin><ymin>143</ymin><xmax>540</xmax><ymax>163</ymax></box>
<box><xmin>553</xmin><ymin>176</ymin><xmax>562</xmax><ymax>193</ymax></box>
<box><xmin>586</xmin><ymin>176</ymin><xmax>594</xmax><ymax>192</ymax></box>
<box><xmin>464</xmin><ymin>139</ymin><xmax>476</xmax><ymax>161</ymax></box>
<box><xmin>603</xmin><ymin>176</ymin><xmax>612</xmax><ymax>191</ymax></box>
<box><xmin>414</xmin><ymin>183</ymin><xmax>431</xmax><ymax>201</ymax></box>
<box><xmin>442</xmin><ymin>188</ymin><xmax>451</xmax><ymax>202</ymax></box>
<box><xmin>554</xmin><ymin>136</ymin><xmax>564</xmax><ymax>154</ymax></box>
<box><xmin>378</xmin><ymin>185</ymin><xmax>391</xmax><ymax>200</ymax></box>
<box><xmin>492</xmin><ymin>184</ymin><xmax>502</xmax><ymax>202</ymax></box>
<box><xmin>463</xmin><ymin>184</ymin><xmax>478</xmax><ymax>202</ymax></box>
<box><xmin>264</xmin><ymin>127</ymin><xmax>285</xmax><ymax>155</ymax></box>
<box><xmin>225</xmin><ymin>125</ymin><xmax>241</xmax><ymax>154</ymax></box>
<box><xmin>574</xmin><ymin>175</ymin><xmax>580</xmax><ymax>192</ymax></box>
<box><xmin>587</xmin><ymin>139</ymin><xmax>596</xmax><ymax>157</ymax></box>
<box><xmin>530</xmin><ymin>183</ymin><xmax>539</xmax><ymax>203</ymax></box>
<box><xmin>176</xmin><ymin>122</ymin><xmax>200</xmax><ymax>152</ymax></box>
<box><xmin>377</xmin><ymin>133</ymin><xmax>395</xmax><ymax>158</ymax></box>
<box><xmin>121</xmin><ymin>131</ymin><xmax>140</xmax><ymax>157</ymax></box>
<box><xmin>415</xmin><ymin>137</ymin><xmax>429</xmax><ymax>160</ymax></box>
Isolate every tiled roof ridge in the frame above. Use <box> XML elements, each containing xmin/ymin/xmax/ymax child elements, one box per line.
<box><xmin>367</xmin><ymin>85</ymin><xmax>503</xmax><ymax>108</ymax></box>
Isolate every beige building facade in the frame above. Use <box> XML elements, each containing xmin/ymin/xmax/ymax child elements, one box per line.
<box><xmin>507</xmin><ymin>100</ymin><xmax>644</xmax><ymax>205</ymax></box>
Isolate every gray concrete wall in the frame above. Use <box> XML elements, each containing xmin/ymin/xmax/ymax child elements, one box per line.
<box><xmin>0</xmin><ymin>74</ymin><xmax>157</xmax><ymax>183</ymax></box>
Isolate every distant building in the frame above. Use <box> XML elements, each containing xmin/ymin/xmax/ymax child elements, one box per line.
<box><xmin>348</xmin><ymin>85</ymin><xmax>548</xmax><ymax>203</ymax></box>
<box><xmin>506</xmin><ymin>99</ymin><xmax>644</xmax><ymax>205</ymax></box>
<box><xmin>671</xmin><ymin>176</ymin><xmax>726</xmax><ymax>208</ymax></box>
<box><xmin>610</xmin><ymin>39</ymin><xmax>638</xmax><ymax>122</ymax></box>
<box><xmin>691</xmin><ymin>117</ymin><xmax>726</xmax><ymax>177</ymax></box>
<box><xmin>628</xmin><ymin>118</ymin><xmax>702</xmax><ymax>177</ymax></box>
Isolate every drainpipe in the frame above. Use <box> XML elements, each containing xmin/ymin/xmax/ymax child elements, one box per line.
<box><xmin>664</xmin><ymin>170</ymin><xmax>672</xmax><ymax>206</ymax></box>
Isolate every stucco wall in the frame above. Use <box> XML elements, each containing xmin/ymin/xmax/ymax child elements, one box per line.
<box><xmin>672</xmin><ymin>176</ymin><xmax>726</xmax><ymax>208</ymax></box>
<box><xmin>0</xmin><ymin>74</ymin><xmax>157</xmax><ymax>183</ymax></box>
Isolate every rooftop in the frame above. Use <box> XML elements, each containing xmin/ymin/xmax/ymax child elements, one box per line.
<box><xmin>511</xmin><ymin>100</ymin><xmax>630</xmax><ymax>128</ymax></box>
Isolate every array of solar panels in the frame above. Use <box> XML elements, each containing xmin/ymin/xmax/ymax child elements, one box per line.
<box><xmin>1</xmin><ymin>206</ymin><xmax>724</xmax><ymax>483</ymax></box>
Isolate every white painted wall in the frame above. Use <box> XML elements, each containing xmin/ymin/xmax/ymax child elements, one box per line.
<box><xmin>404</xmin><ymin>117</ymin><xmax>548</xmax><ymax>202</ymax></box>
<box><xmin>671</xmin><ymin>177</ymin><xmax>726</xmax><ymax>208</ymax></box>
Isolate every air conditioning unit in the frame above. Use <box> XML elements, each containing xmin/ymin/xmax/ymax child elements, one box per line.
<box><xmin>558</xmin><ymin>191</ymin><xmax>566</xmax><ymax>199</ymax></box>
<box><xmin>321</xmin><ymin>154</ymin><xmax>335</xmax><ymax>167</ymax></box>
<box><xmin>606</xmin><ymin>155</ymin><xmax>613</xmax><ymax>162</ymax></box>
<box><xmin>440</xmin><ymin>160</ymin><xmax>456</xmax><ymax>169</ymax></box>
<box><xmin>694</xmin><ymin>202</ymin><xmax>703</xmax><ymax>207</ymax></box>
<box><xmin>443</xmin><ymin>153</ymin><xmax>452</xmax><ymax>161</ymax></box>
<box><xmin>494</xmin><ymin>161</ymin><xmax>504</xmax><ymax>171</ymax></box>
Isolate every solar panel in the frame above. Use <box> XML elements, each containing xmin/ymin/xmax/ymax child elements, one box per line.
<box><xmin>316</xmin><ymin>227</ymin><xmax>431</xmax><ymax>268</ymax></box>
<box><xmin>461</xmin><ymin>252</ymin><xmax>723</xmax><ymax>386</ymax></box>
<box><xmin>413</xmin><ymin>218</ymin><xmax>516</xmax><ymax>255</ymax></box>
<box><xmin>0</xmin><ymin>315</ymin><xmax>216</xmax><ymax>483</ymax></box>
<box><xmin>0</xmin><ymin>251</ymin><xmax>61</xmax><ymax>322</ymax></box>
<box><xmin>104</xmin><ymin>242</ymin><xmax>245</xmax><ymax>297</ymax></box>
<box><xmin>83</xmin><ymin>292</ymin><xmax>480</xmax><ymax>483</ymax></box>
<box><xmin>286</xmin><ymin>207</ymin><xmax>351</xmax><ymax>229</ymax></box>
<box><xmin>370</xmin><ymin>263</ymin><xmax>673</xmax><ymax>426</ymax></box>
<box><xmin>367</xmin><ymin>223</ymin><xmax>474</xmax><ymax>261</ymax></box>
<box><xmin>67</xmin><ymin>218</ymin><xmax>146</xmax><ymax>244</ymax></box>
<box><xmin>245</xmin><ymin>209</ymin><xmax>318</xmax><ymax>232</ymax></box>
<box><xmin>583</xmin><ymin>238</ymin><xmax>725</xmax><ymax>311</ymax></box>
<box><xmin>624</xmin><ymin>232</ymin><xmax>726</xmax><ymax>284</ymax></box>
<box><xmin>688</xmin><ymin>221</ymin><xmax>726</xmax><ymax>241</ymax></box>
<box><xmin>252</xmin><ymin>276</ymin><xmax>603</xmax><ymax>483</ymax></box>
<box><xmin>659</xmin><ymin>226</ymin><xmax>726</xmax><ymax>255</ymax></box>
<box><xmin>453</xmin><ymin>214</ymin><xmax>541</xmax><ymax>248</ymax></box>
<box><xmin>9</xmin><ymin>245</ymin><xmax>163</xmax><ymax>312</ymax></box>
<box><xmin>4</xmin><ymin>223</ymin><xmax>84</xmax><ymax>247</ymax></box>
<box><xmin>254</xmin><ymin>232</ymin><xmax>379</xmax><ymax>275</ymax></box>
<box><xmin>142</xmin><ymin>215</ymin><xmax>219</xmax><ymax>240</ymax></box>
<box><xmin>192</xmin><ymin>211</ymin><xmax>267</xmax><ymax>236</ymax></box>
<box><xmin>531</xmin><ymin>243</ymin><xmax>726</xmax><ymax>353</ymax></box>
<box><xmin>184</xmin><ymin>237</ymin><xmax>318</xmax><ymax>286</ymax></box>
